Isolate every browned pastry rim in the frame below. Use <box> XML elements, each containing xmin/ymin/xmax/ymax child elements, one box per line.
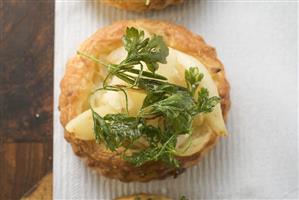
<box><xmin>59</xmin><ymin>19</ymin><xmax>230</xmax><ymax>182</ymax></box>
<box><xmin>102</xmin><ymin>0</ymin><xmax>184</xmax><ymax>11</ymax></box>
<box><xmin>115</xmin><ymin>193</ymin><xmax>171</xmax><ymax>200</ymax></box>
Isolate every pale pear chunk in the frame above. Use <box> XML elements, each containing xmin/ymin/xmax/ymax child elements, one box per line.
<box><xmin>66</xmin><ymin>89</ymin><xmax>146</xmax><ymax>140</ymax></box>
<box><xmin>66</xmin><ymin>105</ymin><xmax>118</xmax><ymax>140</ymax></box>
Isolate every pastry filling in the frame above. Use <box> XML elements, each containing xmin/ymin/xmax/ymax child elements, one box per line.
<box><xmin>66</xmin><ymin>27</ymin><xmax>227</xmax><ymax>167</ymax></box>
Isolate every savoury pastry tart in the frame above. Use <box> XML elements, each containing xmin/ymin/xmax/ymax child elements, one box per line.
<box><xmin>60</xmin><ymin>19</ymin><xmax>230</xmax><ymax>182</ymax></box>
<box><xmin>102</xmin><ymin>0</ymin><xmax>184</xmax><ymax>11</ymax></box>
<box><xmin>116</xmin><ymin>194</ymin><xmax>171</xmax><ymax>200</ymax></box>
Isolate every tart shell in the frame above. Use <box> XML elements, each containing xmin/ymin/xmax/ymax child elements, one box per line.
<box><xmin>102</xmin><ymin>0</ymin><xmax>184</xmax><ymax>11</ymax></box>
<box><xmin>115</xmin><ymin>193</ymin><xmax>171</xmax><ymax>200</ymax></box>
<box><xmin>59</xmin><ymin>19</ymin><xmax>230</xmax><ymax>182</ymax></box>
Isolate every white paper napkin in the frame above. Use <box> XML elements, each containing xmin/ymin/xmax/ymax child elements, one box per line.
<box><xmin>54</xmin><ymin>1</ymin><xmax>298</xmax><ymax>199</ymax></box>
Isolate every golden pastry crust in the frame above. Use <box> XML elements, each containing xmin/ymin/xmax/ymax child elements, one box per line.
<box><xmin>102</xmin><ymin>0</ymin><xmax>184</xmax><ymax>11</ymax></box>
<box><xmin>115</xmin><ymin>193</ymin><xmax>171</xmax><ymax>200</ymax></box>
<box><xmin>59</xmin><ymin>19</ymin><xmax>230</xmax><ymax>182</ymax></box>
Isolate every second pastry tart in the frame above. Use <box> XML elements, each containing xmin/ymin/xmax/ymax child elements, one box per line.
<box><xmin>59</xmin><ymin>19</ymin><xmax>230</xmax><ymax>182</ymax></box>
<box><xmin>102</xmin><ymin>0</ymin><xmax>184</xmax><ymax>11</ymax></box>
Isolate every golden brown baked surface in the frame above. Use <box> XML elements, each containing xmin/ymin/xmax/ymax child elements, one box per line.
<box><xmin>115</xmin><ymin>193</ymin><xmax>171</xmax><ymax>200</ymax></box>
<box><xmin>21</xmin><ymin>172</ymin><xmax>52</xmax><ymax>200</ymax></box>
<box><xmin>102</xmin><ymin>0</ymin><xmax>184</xmax><ymax>11</ymax></box>
<box><xmin>59</xmin><ymin>19</ymin><xmax>230</xmax><ymax>182</ymax></box>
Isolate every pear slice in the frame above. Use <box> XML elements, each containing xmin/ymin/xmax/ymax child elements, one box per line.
<box><xmin>66</xmin><ymin>105</ymin><xmax>118</xmax><ymax>140</ymax></box>
<box><xmin>66</xmin><ymin>89</ymin><xmax>146</xmax><ymax>140</ymax></box>
<box><xmin>175</xmin><ymin>122</ymin><xmax>214</xmax><ymax>156</ymax></box>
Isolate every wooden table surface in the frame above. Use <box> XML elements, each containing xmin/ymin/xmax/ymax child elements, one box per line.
<box><xmin>0</xmin><ymin>1</ymin><xmax>54</xmax><ymax>199</ymax></box>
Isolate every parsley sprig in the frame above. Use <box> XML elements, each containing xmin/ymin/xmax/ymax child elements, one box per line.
<box><xmin>79</xmin><ymin>27</ymin><xmax>220</xmax><ymax>167</ymax></box>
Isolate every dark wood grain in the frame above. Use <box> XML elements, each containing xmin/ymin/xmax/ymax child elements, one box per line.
<box><xmin>0</xmin><ymin>0</ymin><xmax>54</xmax><ymax>199</ymax></box>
